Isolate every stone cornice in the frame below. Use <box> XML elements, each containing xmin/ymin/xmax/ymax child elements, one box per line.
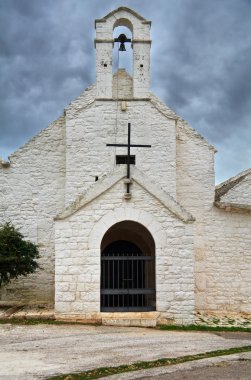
<box><xmin>132</xmin><ymin>168</ymin><xmax>195</xmax><ymax>223</ymax></box>
<box><xmin>95</xmin><ymin>98</ymin><xmax>151</xmax><ymax>101</ymax></box>
<box><xmin>132</xmin><ymin>40</ymin><xmax>152</xmax><ymax>44</ymax></box>
<box><xmin>0</xmin><ymin>156</ymin><xmax>10</xmax><ymax>168</ymax></box>
<box><xmin>55</xmin><ymin>167</ymin><xmax>195</xmax><ymax>223</ymax></box>
<box><xmin>149</xmin><ymin>94</ymin><xmax>216</xmax><ymax>151</ymax></box>
<box><xmin>55</xmin><ymin>167</ymin><xmax>125</xmax><ymax>220</ymax></box>
<box><xmin>95</xmin><ymin>7</ymin><xmax>151</xmax><ymax>27</ymax></box>
<box><xmin>214</xmin><ymin>201</ymin><xmax>251</xmax><ymax>211</ymax></box>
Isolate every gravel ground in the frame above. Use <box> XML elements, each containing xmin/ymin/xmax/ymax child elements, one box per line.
<box><xmin>0</xmin><ymin>324</ymin><xmax>251</xmax><ymax>379</ymax></box>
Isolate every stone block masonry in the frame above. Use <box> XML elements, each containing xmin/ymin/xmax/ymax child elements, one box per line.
<box><xmin>55</xmin><ymin>178</ymin><xmax>195</xmax><ymax>325</ymax></box>
<box><xmin>0</xmin><ymin>116</ymin><xmax>66</xmax><ymax>303</ymax></box>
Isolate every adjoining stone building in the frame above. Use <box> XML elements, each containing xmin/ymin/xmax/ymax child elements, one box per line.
<box><xmin>0</xmin><ymin>7</ymin><xmax>250</xmax><ymax>325</ymax></box>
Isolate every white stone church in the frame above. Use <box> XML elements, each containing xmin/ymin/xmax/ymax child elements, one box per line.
<box><xmin>0</xmin><ymin>7</ymin><xmax>250</xmax><ymax>325</ymax></box>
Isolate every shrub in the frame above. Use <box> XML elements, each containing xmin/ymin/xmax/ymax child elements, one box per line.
<box><xmin>0</xmin><ymin>223</ymin><xmax>40</xmax><ymax>287</ymax></box>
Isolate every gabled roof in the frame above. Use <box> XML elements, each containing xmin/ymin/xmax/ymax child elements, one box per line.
<box><xmin>215</xmin><ymin>167</ymin><xmax>251</xmax><ymax>202</ymax></box>
<box><xmin>132</xmin><ymin>169</ymin><xmax>195</xmax><ymax>223</ymax></box>
<box><xmin>61</xmin><ymin>80</ymin><xmax>214</xmax><ymax>153</ymax></box>
<box><xmin>64</xmin><ymin>84</ymin><xmax>96</xmax><ymax>116</ymax></box>
<box><xmin>55</xmin><ymin>166</ymin><xmax>195</xmax><ymax>223</ymax></box>
<box><xmin>4</xmin><ymin>115</ymin><xmax>65</xmax><ymax>162</ymax></box>
<box><xmin>149</xmin><ymin>94</ymin><xmax>216</xmax><ymax>152</ymax></box>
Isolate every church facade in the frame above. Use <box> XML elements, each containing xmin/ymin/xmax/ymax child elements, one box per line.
<box><xmin>0</xmin><ymin>7</ymin><xmax>250</xmax><ymax>325</ymax></box>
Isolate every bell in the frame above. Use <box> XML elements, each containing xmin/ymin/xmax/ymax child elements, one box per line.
<box><xmin>114</xmin><ymin>33</ymin><xmax>131</xmax><ymax>51</ymax></box>
<box><xmin>117</xmin><ymin>33</ymin><xmax>128</xmax><ymax>52</ymax></box>
<box><xmin>119</xmin><ymin>42</ymin><xmax>126</xmax><ymax>51</ymax></box>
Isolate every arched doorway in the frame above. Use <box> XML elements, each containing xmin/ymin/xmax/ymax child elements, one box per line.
<box><xmin>100</xmin><ymin>221</ymin><xmax>156</xmax><ymax>312</ymax></box>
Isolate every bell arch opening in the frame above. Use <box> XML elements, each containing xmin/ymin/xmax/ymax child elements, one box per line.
<box><xmin>100</xmin><ymin>221</ymin><xmax>156</xmax><ymax>312</ymax></box>
<box><xmin>113</xmin><ymin>25</ymin><xmax>132</xmax><ymax>75</ymax></box>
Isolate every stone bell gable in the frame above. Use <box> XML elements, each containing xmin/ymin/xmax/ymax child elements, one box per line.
<box><xmin>95</xmin><ymin>6</ymin><xmax>151</xmax><ymax>98</ymax></box>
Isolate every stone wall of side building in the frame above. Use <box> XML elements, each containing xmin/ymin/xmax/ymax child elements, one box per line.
<box><xmin>176</xmin><ymin>121</ymin><xmax>251</xmax><ymax>316</ymax></box>
<box><xmin>196</xmin><ymin>207</ymin><xmax>251</xmax><ymax>315</ymax></box>
<box><xmin>0</xmin><ymin>116</ymin><xmax>66</xmax><ymax>304</ymax></box>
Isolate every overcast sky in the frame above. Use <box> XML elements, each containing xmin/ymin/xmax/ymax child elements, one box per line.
<box><xmin>0</xmin><ymin>0</ymin><xmax>251</xmax><ymax>183</ymax></box>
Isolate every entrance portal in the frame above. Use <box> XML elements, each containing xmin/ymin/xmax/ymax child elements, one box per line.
<box><xmin>100</xmin><ymin>221</ymin><xmax>156</xmax><ymax>312</ymax></box>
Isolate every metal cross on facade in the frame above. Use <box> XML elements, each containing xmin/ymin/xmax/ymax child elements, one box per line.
<box><xmin>107</xmin><ymin>123</ymin><xmax>151</xmax><ymax>195</ymax></box>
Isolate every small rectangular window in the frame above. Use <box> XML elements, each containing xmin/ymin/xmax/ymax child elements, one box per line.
<box><xmin>116</xmin><ymin>155</ymin><xmax>135</xmax><ymax>165</ymax></box>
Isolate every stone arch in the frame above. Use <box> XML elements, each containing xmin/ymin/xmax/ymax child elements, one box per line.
<box><xmin>88</xmin><ymin>208</ymin><xmax>166</xmax><ymax>251</ymax></box>
<box><xmin>113</xmin><ymin>23</ymin><xmax>133</xmax><ymax>75</ymax></box>
<box><xmin>88</xmin><ymin>208</ymin><xmax>166</xmax><ymax>312</ymax></box>
<box><xmin>100</xmin><ymin>220</ymin><xmax>156</xmax><ymax>311</ymax></box>
<box><xmin>113</xmin><ymin>18</ymin><xmax>133</xmax><ymax>33</ymax></box>
<box><xmin>101</xmin><ymin>220</ymin><xmax>155</xmax><ymax>255</ymax></box>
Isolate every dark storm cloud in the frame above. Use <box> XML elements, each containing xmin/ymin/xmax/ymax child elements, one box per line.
<box><xmin>0</xmin><ymin>0</ymin><xmax>95</xmax><ymax>153</ymax></box>
<box><xmin>146</xmin><ymin>0</ymin><xmax>251</xmax><ymax>181</ymax></box>
<box><xmin>0</xmin><ymin>0</ymin><xmax>251</xmax><ymax>182</ymax></box>
<box><xmin>150</xmin><ymin>1</ymin><xmax>251</xmax><ymax>138</ymax></box>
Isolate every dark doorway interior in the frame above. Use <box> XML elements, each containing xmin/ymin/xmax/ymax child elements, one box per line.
<box><xmin>101</xmin><ymin>222</ymin><xmax>156</xmax><ymax>312</ymax></box>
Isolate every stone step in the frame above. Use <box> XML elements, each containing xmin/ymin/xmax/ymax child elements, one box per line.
<box><xmin>101</xmin><ymin>311</ymin><xmax>159</xmax><ymax>327</ymax></box>
<box><xmin>55</xmin><ymin>311</ymin><xmax>161</xmax><ymax>326</ymax></box>
<box><xmin>102</xmin><ymin>317</ymin><xmax>157</xmax><ymax>327</ymax></box>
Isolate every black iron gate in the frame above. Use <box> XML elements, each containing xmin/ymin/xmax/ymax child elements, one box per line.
<box><xmin>101</xmin><ymin>240</ymin><xmax>156</xmax><ymax>312</ymax></box>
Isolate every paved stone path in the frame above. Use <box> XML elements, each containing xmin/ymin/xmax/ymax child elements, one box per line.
<box><xmin>0</xmin><ymin>324</ymin><xmax>251</xmax><ymax>379</ymax></box>
<box><xmin>111</xmin><ymin>351</ymin><xmax>251</xmax><ymax>379</ymax></box>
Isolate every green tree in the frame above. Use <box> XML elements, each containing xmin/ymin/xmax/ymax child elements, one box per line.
<box><xmin>0</xmin><ymin>223</ymin><xmax>40</xmax><ymax>287</ymax></box>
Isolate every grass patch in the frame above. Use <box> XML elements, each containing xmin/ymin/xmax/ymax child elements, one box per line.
<box><xmin>0</xmin><ymin>318</ymin><xmax>101</xmax><ymax>326</ymax></box>
<box><xmin>158</xmin><ymin>324</ymin><xmax>251</xmax><ymax>333</ymax></box>
<box><xmin>46</xmin><ymin>345</ymin><xmax>251</xmax><ymax>380</ymax></box>
<box><xmin>0</xmin><ymin>318</ymin><xmax>251</xmax><ymax>332</ymax></box>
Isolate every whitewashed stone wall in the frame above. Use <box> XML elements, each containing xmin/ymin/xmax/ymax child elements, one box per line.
<box><xmin>133</xmin><ymin>42</ymin><xmax>151</xmax><ymax>98</ymax></box>
<box><xmin>195</xmin><ymin>207</ymin><xmax>251</xmax><ymax>314</ymax></box>
<box><xmin>176</xmin><ymin>119</ymin><xmax>216</xmax><ymax>313</ymax></box>
<box><xmin>96</xmin><ymin>41</ymin><xmax>113</xmax><ymax>98</ymax></box>
<box><xmin>0</xmin><ymin>117</ymin><xmax>66</xmax><ymax>303</ymax></box>
<box><xmin>65</xmin><ymin>96</ymin><xmax>177</xmax><ymax>206</ymax></box>
<box><xmin>55</xmin><ymin>178</ymin><xmax>195</xmax><ymax>324</ymax></box>
<box><xmin>176</xmin><ymin>119</ymin><xmax>216</xmax><ymax>215</ymax></box>
<box><xmin>176</xmin><ymin>125</ymin><xmax>251</xmax><ymax>315</ymax></box>
<box><xmin>112</xmin><ymin>69</ymin><xmax>133</xmax><ymax>99</ymax></box>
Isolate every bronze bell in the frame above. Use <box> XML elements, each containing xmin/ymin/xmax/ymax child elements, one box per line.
<box><xmin>119</xmin><ymin>41</ymin><xmax>126</xmax><ymax>51</ymax></box>
<box><xmin>118</xmin><ymin>34</ymin><xmax>127</xmax><ymax>51</ymax></box>
<box><xmin>114</xmin><ymin>33</ymin><xmax>131</xmax><ymax>52</ymax></box>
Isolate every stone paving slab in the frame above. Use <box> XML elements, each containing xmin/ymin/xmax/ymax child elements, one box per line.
<box><xmin>0</xmin><ymin>324</ymin><xmax>251</xmax><ymax>379</ymax></box>
<box><xmin>0</xmin><ymin>305</ymin><xmax>55</xmax><ymax>320</ymax></box>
